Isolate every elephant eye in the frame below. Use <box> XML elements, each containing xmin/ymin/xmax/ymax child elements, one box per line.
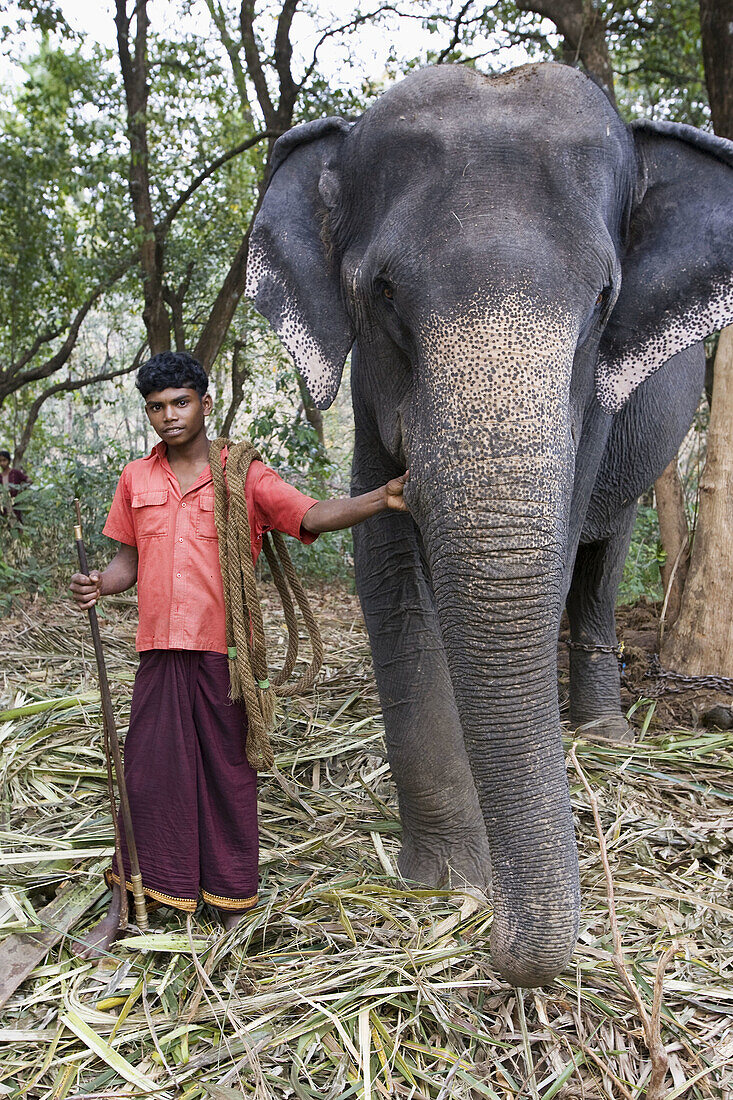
<box><xmin>382</xmin><ymin>284</ymin><xmax>394</xmax><ymax>301</ymax></box>
<box><xmin>595</xmin><ymin>292</ymin><xmax>604</xmax><ymax>306</ymax></box>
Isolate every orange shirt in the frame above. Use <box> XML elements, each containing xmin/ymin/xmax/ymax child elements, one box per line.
<box><xmin>103</xmin><ymin>442</ymin><xmax>319</xmax><ymax>654</ymax></box>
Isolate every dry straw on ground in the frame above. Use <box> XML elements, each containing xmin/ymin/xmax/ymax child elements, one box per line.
<box><xmin>0</xmin><ymin>587</ymin><xmax>731</xmax><ymax>1099</ymax></box>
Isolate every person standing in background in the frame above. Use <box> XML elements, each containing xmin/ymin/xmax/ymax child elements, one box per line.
<box><xmin>0</xmin><ymin>450</ymin><xmax>31</xmax><ymax>524</ymax></box>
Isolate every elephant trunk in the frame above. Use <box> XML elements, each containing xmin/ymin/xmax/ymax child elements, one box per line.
<box><xmin>408</xmin><ymin>296</ymin><xmax>581</xmax><ymax>986</ymax></box>
<box><xmin>417</xmin><ymin>487</ymin><xmax>579</xmax><ymax>987</ymax></box>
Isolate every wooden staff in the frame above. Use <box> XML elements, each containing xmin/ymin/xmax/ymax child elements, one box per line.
<box><xmin>73</xmin><ymin>501</ymin><xmax>148</xmax><ymax>932</ymax></box>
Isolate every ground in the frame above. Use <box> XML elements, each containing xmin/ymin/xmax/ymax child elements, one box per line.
<box><xmin>0</xmin><ymin>585</ymin><xmax>731</xmax><ymax>1098</ymax></box>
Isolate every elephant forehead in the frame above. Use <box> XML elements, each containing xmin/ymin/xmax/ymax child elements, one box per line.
<box><xmin>417</xmin><ymin>290</ymin><xmax>577</xmax><ymax>423</ymax></box>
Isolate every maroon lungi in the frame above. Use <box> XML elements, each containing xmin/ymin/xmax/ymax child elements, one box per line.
<box><xmin>107</xmin><ymin>650</ymin><xmax>258</xmax><ymax>912</ymax></box>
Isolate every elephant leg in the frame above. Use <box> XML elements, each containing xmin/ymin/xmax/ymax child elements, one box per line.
<box><xmin>352</xmin><ymin>445</ymin><xmax>491</xmax><ymax>891</ymax></box>
<box><xmin>565</xmin><ymin>503</ymin><xmax>637</xmax><ymax>743</ymax></box>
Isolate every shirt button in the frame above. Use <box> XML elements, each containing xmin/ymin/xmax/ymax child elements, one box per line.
<box><xmin>179</xmin><ymin>538</ymin><xmax>183</xmax><ymax>542</ymax></box>
<box><xmin>181</xmin><ymin>502</ymin><xmax>186</xmax><ymax>508</ymax></box>
<box><xmin>177</xmin><ymin>572</ymin><xmax>181</xmax><ymax>577</ymax></box>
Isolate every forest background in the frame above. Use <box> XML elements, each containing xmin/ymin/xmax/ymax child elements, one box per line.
<box><xmin>1</xmin><ymin>5</ymin><xmax>733</xmax><ymax>1095</ymax></box>
<box><xmin>0</xmin><ymin>0</ymin><xmax>731</xmax><ymax>679</ymax></box>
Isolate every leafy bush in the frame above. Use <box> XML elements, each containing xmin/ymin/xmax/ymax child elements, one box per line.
<box><xmin>0</xmin><ymin>445</ymin><xmax>130</xmax><ymax>611</ymax></box>
<box><xmin>248</xmin><ymin>400</ymin><xmax>354</xmax><ymax>584</ymax></box>
<box><xmin>618</xmin><ymin>504</ymin><xmax>664</xmax><ymax>606</ymax></box>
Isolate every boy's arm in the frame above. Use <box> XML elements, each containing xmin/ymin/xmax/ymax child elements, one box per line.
<box><xmin>69</xmin><ymin>543</ymin><xmax>139</xmax><ymax>610</ymax></box>
<box><xmin>301</xmin><ymin>473</ymin><xmax>409</xmax><ymax>534</ymax></box>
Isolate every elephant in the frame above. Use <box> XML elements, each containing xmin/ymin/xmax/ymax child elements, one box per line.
<box><xmin>245</xmin><ymin>62</ymin><xmax>733</xmax><ymax>987</ymax></box>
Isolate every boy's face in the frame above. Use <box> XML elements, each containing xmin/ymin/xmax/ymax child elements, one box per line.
<box><xmin>0</xmin><ymin>455</ymin><xmax>9</xmax><ymax>472</ymax></box>
<box><xmin>144</xmin><ymin>387</ymin><xmax>213</xmax><ymax>447</ymax></box>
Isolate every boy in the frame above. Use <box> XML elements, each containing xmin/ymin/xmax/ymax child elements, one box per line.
<box><xmin>70</xmin><ymin>350</ymin><xmax>408</xmax><ymax>957</ymax></box>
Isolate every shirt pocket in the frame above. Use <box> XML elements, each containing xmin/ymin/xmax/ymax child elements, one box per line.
<box><xmin>195</xmin><ymin>490</ymin><xmax>219</xmax><ymax>540</ymax></box>
<box><xmin>131</xmin><ymin>489</ymin><xmax>169</xmax><ymax>538</ymax></box>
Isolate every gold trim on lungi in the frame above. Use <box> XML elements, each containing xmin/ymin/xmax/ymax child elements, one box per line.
<box><xmin>106</xmin><ymin>869</ymin><xmax>197</xmax><ymax>913</ymax></box>
<box><xmin>201</xmin><ymin>888</ymin><xmax>259</xmax><ymax>910</ymax></box>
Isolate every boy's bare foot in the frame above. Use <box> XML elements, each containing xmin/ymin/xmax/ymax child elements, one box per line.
<box><xmin>219</xmin><ymin>908</ymin><xmax>248</xmax><ymax>932</ymax></box>
<box><xmin>72</xmin><ymin>884</ymin><xmax>124</xmax><ymax>959</ymax></box>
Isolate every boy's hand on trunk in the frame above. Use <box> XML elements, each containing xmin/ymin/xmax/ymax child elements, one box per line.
<box><xmin>384</xmin><ymin>471</ymin><xmax>410</xmax><ymax>512</ymax></box>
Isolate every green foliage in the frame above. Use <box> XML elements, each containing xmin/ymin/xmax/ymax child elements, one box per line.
<box><xmin>0</xmin><ymin>442</ymin><xmax>132</xmax><ymax>611</ymax></box>
<box><xmin>618</xmin><ymin>504</ymin><xmax>663</xmax><ymax>605</ymax></box>
<box><xmin>244</xmin><ymin>355</ymin><xmax>354</xmax><ymax>583</ymax></box>
<box><xmin>286</xmin><ymin>525</ymin><xmax>354</xmax><ymax>585</ymax></box>
<box><xmin>610</xmin><ymin>0</ymin><xmax>708</xmax><ymax>126</ymax></box>
<box><xmin>0</xmin><ymin>0</ymin><xmax>72</xmax><ymax>42</ymax></box>
<box><xmin>144</xmin><ymin>32</ymin><xmax>265</xmax><ymax>320</ymax></box>
<box><xmin>0</xmin><ymin>40</ymin><xmax>130</xmax><ymax>366</ymax></box>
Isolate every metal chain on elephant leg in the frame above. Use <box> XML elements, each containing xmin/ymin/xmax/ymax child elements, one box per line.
<box><xmin>209</xmin><ymin>438</ymin><xmax>324</xmax><ymax>769</ymax></box>
<box><xmin>567</xmin><ymin>639</ymin><xmax>733</xmax><ymax>694</ymax></box>
<box><xmin>644</xmin><ymin>653</ymin><xmax>733</xmax><ymax>696</ymax></box>
<box><xmin>566</xmin><ymin>640</ymin><xmax>625</xmax><ymax>663</ymax></box>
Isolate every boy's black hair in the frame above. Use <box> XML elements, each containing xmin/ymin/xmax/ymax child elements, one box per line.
<box><xmin>0</xmin><ymin>450</ymin><xmax>10</xmax><ymax>461</ymax></box>
<box><xmin>135</xmin><ymin>352</ymin><xmax>209</xmax><ymax>398</ymax></box>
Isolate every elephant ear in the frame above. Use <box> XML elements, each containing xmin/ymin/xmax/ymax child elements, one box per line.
<box><xmin>597</xmin><ymin>120</ymin><xmax>733</xmax><ymax>412</ymax></box>
<box><xmin>246</xmin><ymin>117</ymin><xmax>354</xmax><ymax>410</ymax></box>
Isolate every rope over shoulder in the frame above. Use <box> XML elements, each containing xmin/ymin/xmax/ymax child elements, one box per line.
<box><xmin>209</xmin><ymin>438</ymin><xmax>324</xmax><ymax>770</ymax></box>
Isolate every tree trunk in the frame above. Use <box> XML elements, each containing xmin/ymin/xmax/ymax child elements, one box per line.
<box><xmin>654</xmin><ymin>458</ymin><xmax>689</xmax><ymax>630</ymax></box>
<box><xmin>661</xmin><ymin>327</ymin><xmax>733</xmax><ymax>675</ymax></box>
<box><xmin>699</xmin><ymin>0</ymin><xmax>733</xmax><ymax>139</ymax></box>
<box><xmin>295</xmin><ymin>372</ymin><xmax>325</xmax><ymax>446</ymax></box>
<box><xmin>660</xmin><ymin>0</ymin><xmax>733</xmax><ymax>674</ymax></box>
<box><xmin>116</xmin><ymin>0</ymin><xmax>171</xmax><ymax>354</ymax></box>
<box><xmin>220</xmin><ymin>337</ymin><xmax>249</xmax><ymax>437</ymax></box>
<box><xmin>515</xmin><ymin>0</ymin><xmax>616</xmax><ymax>107</ymax></box>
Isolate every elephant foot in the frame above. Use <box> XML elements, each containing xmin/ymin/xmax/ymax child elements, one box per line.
<box><xmin>397</xmin><ymin>831</ymin><xmax>492</xmax><ymax>892</ymax></box>
<box><xmin>573</xmin><ymin>714</ymin><xmax>635</xmax><ymax>745</ymax></box>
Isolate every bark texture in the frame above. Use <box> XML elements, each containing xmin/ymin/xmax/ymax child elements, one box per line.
<box><xmin>654</xmin><ymin>459</ymin><xmax>689</xmax><ymax>630</ymax></box>
<box><xmin>116</xmin><ymin>0</ymin><xmax>171</xmax><ymax>354</ymax></box>
<box><xmin>699</xmin><ymin>0</ymin><xmax>733</xmax><ymax>140</ymax></box>
<box><xmin>661</xmin><ymin>327</ymin><xmax>733</xmax><ymax>674</ymax></box>
<box><xmin>660</xmin><ymin>0</ymin><xmax>733</xmax><ymax>674</ymax></box>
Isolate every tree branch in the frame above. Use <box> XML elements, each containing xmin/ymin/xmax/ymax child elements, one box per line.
<box><xmin>272</xmin><ymin>0</ymin><xmax>300</xmax><ymax>124</ymax></box>
<box><xmin>300</xmin><ymin>5</ymin><xmax>398</xmax><ymax>86</ymax></box>
<box><xmin>435</xmin><ymin>0</ymin><xmax>476</xmax><ymax>64</ymax></box>
<box><xmin>13</xmin><ymin>349</ymin><xmax>146</xmax><ymax>464</ymax></box>
<box><xmin>220</xmin><ymin>335</ymin><xmax>249</xmax><ymax>436</ymax></box>
<box><xmin>0</xmin><ymin>257</ymin><xmax>135</xmax><ymax>403</ymax></box>
<box><xmin>241</xmin><ymin>0</ymin><xmax>276</xmax><ymax>126</ymax></box>
<box><xmin>4</xmin><ymin>325</ymin><xmax>66</xmax><ymax>380</ymax></box>
<box><xmin>163</xmin><ymin>262</ymin><xmax>194</xmax><ymax>352</ymax></box>
<box><xmin>193</xmin><ymin>211</ymin><xmax>259</xmax><ymax>371</ymax></box>
<box><xmin>116</xmin><ymin>0</ymin><xmax>171</xmax><ymax>352</ymax></box>
<box><xmin>204</xmin><ymin>0</ymin><xmax>254</xmax><ymax>124</ymax></box>
<box><xmin>159</xmin><ymin>130</ymin><xmax>276</xmax><ymax>232</ymax></box>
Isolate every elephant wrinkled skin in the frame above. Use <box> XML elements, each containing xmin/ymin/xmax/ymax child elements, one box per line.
<box><xmin>245</xmin><ymin>63</ymin><xmax>733</xmax><ymax>987</ymax></box>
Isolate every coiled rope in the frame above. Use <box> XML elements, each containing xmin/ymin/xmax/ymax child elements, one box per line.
<box><xmin>209</xmin><ymin>438</ymin><xmax>324</xmax><ymax>770</ymax></box>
